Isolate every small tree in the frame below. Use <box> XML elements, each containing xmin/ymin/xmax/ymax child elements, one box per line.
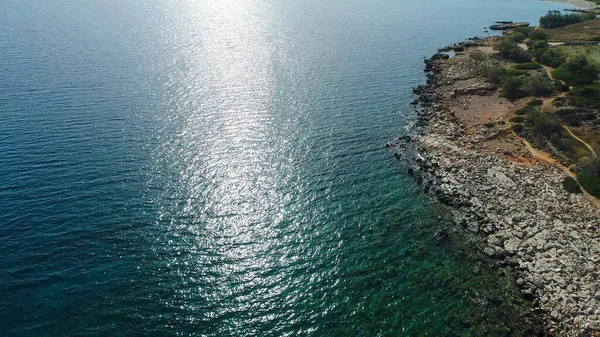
<box><xmin>529</xmin><ymin>40</ymin><xmax>549</xmax><ymax>60</ymax></box>
<box><xmin>486</xmin><ymin>67</ymin><xmax>508</xmax><ymax>84</ymax></box>
<box><xmin>530</xmin><ymin>30</ymin><xmax>550</xmax><ymax>41</ymax></box>
<box><xmin>540</xmin><ymin>49</ymin><xmax>566</xmax><ymax>68</ymax></box>
<box><xmin>539</xmin><ymin>10</ymin><xmax>593</xmax><ymax>28</ymax></box>
<box><xmin>497</xmin><ymin>39</ymin><xmax>531</xmax><ymax>63</ymax></box>
<box><xmin>521</xmin><ymin>75</ymin><xmax>555</xmax><ymax>97</ymax></box>
<box><xmin>502</xmin><ymin>76</ymin><xmax>526</xmax><ymax>99</ymax></box>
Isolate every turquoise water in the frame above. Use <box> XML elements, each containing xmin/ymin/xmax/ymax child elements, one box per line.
<box><xmin>0</xmin><ymin>0</ymin><xmax>571</xmax><ymax>336</ymax></box>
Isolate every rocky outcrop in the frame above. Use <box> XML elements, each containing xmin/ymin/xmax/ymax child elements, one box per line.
<box><xmin>450</xmin><ymin>83</ymin><xmax>497</xmax><ymax>97</ymax></box>
<box><xmin>398</xmin><ymin>44</ymin><xmax>600</xmax><ymax>337</ymax></box>
<box><xmin>489</xmin><ymin>21</ymin><xmax>530</xmax><ymax>30</ymax></box>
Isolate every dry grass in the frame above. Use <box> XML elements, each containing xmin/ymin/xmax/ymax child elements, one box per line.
<box><xmin>553</xmin><ymin>44</ymin><xmax>600</xmax><ymax>66</ymax></box>
<box><xmin>542</xmin><ymin>19</ymin><xmax>600</xmax><ymax>41</ymax></box>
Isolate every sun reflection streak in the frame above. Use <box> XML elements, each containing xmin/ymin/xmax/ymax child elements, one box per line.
<box><xmin>153</xmin><ymin>0</ymin><xmax>308</xmax><ymax>331</ymax></box>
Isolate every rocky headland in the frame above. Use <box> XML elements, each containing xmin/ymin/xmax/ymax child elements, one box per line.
<box><xmin>396</xmin><ymin>38</ymin><xmax>600</xmax><ymax>336</ymax></box>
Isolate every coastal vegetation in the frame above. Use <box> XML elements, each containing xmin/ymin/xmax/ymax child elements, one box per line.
<box><xmin>539</xmin><ymin>10</ymin><xmax>595</xmax><ymax>28</ymax></box>
<box><xmin>551</xmin><ymin>55</ymin><xmax>600</xmax><ymax>85</ymax></box>
<box><xmin>496</xmin><ymin>39</ymin><xmax>531</xmax><ymax>62</ymax></box>
<box><xmin>485</xmin><ymin>66</ymin><xmax>555</xmax><ymax>100</ymax></box>
<box><xmin>485</xmin><ymin>11</ymin><xmax>600</xmax><ymax>196</ymax></box>
<box><xmin>409</xmin><ymin>8</ymin><xmax>600</xmax><ymax>333</ymax></box>
<box><xmin>562</xmin><ymin>176</ymin><xmax>582</xmax><ymax>194</ymax></box>
<box><xmin>541</xmin><ymin>19</ymin><xmax>600</xmax><ymax>41</ymax></box>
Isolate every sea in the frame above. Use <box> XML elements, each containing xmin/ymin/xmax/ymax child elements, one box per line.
<box><xmin>0</xmin><ymin>0</ymin><xmax>572</xmax><ymax>336</ymax></box>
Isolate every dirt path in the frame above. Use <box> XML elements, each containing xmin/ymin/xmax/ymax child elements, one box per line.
<box><xmin>510</xmin><ymin>130</ymin><xmax>560</xmax><ymax>166</ymax></box>
<box><xmin>562</xmin><ymin>124</ymin><xmax>597</xmax><ymax>157</ymax></box>
<box><xmin>542</xmin><ymin>64</ymin><xmax>562</xmax><ymax>83</ymax></box>
<box><xmin>536</xmin><ymin>67</ymin><xmax>596</xmax><ymax>156</ymax></box>
<box><xmin>510</xmin><ymin>130</ymin><xmax>600</xmax><ymax>207</ymax></box>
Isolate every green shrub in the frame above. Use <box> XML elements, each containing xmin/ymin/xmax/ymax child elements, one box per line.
<box><xmin>484</xmin><ymin>122</ymin><xmax>496</xmax><ymax>128</ymax></box>
<box><xmin>512</xmin><ymin>124</ymin><xmax>524</xmax><ymax>133</ymax></box>
<box><xmin>552</xmin><ymin>55</ymin><xmax>600</xmax><ymax>86</ymax></box>
<box><xmin>510</xmin><ymin>116</ymin><xmax>526</xmax><ymax>123</ymax></box>
<box><xmin>514</xmin><ymin>26</ymin><xmax>535</xmax><ymax>37</ymax></box>
<box><xmin>539</xmin><ymin>10</ymin><xmax>595</xmax><ymax>28</ymax></box>
<box><xmin>562</xmin><ymin>176</ymin><xmax>582</xmax><ymax>194</ymax></box>
<box><xmin>529</xmin><ymin>40</ymin><xmax>549</xmax><ymax>61</ymax></box>
<box><xmin>527</xmin><ymin>99</ymin><xmax>544</xmax><ymax>106</ymax></box>
<box><xmin>569</xmin><ymin>84</ymin><xmax>600</xmax><ymax>108</ymax></box>
<box><xmin>513</xmin><ymin>62</ymin><xmax>543</xmax><ymax>70</ymax></box>
<box><xmin>577</xmin><ymin>172</ymin><xmax>600</xmax><ymax>197</ymax></box>
<box><xmin>496</xmin><ymin>39</ymin><xmax>531</xmax><ymax>63</ymax></box>
<box><xmin>540</xmin><ymin>49</ymin><xmax>566</xmax><ymax>68</ymax></box>
<box><xmin>515</xmin><ymin>107</ymin><xmax>529</xmax><ymax>115</ymax></box>
<box><xmin>521</xmin><ymin>75</ymin><xmax>556</xmax><ymax>97</ymax></box>
<box><xmin>530</xmin><ymin>111</ymin><xmax>562</xmax><ymax>137</ymax></box>
<box><xmin>486</xmin><ymin>67</ymin><xmax>509</xmax><ymax>84</ymax></box>
<box><xmin>554</xmin><ymin>80</ymin><xmax>570</xmax><ymax>92</ymax></box>
<box><xmin>508</xmin><ymin>32</ymin><xmax>526</xmax><ymax>43</ymax></box>
<box><xmin>516</xmin><ymin>105</ymin><xmax>541</xmax><ymax>117</ymax></box>
<box><xmin>564</xmin><ymin>114</ymin><xmax>582</xmax><ymax>127</ymax></box>
<box><xmin>530</xmin><ymin>30</ymin><xmax>550</xmax><ymax>41</ymax></box>
<box><xmin>502</xmin><ymin>76</ymin><xmax>527</xmax><ymax>100</ymax></box>
<box><xmin>507</xmin><ymin>68</ymin><xmax>527</xmax><ymax>76</ymax></box>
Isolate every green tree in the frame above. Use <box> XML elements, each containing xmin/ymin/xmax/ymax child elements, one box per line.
<box><xmin>539</xmin><ymin>49</ymin><xmax>566</xmax><ymax>68</ymax></box>
<box><xmin>539</xmin><ymin>10</ymin><xmax>593</xmax><ymax>28</ymax></box>
<box><xmin>521</xmin><ymin>75</ymin><xmax>555</xmax><ymax>96</ymax></box>
<box><xmin>502</xmin><ymin>76</ymin><xmax>526</xmax><ymax>99</ymax></box>
<box><xmin>497</xmin><ymin>39</ymin><xmax>531</xmax><ymax>63</ymax></box>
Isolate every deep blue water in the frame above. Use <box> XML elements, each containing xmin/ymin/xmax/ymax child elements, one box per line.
<box><xmin>0</xmin><ymin>0</ymin><xmax>571</xmax><ymax>336</ymax></box>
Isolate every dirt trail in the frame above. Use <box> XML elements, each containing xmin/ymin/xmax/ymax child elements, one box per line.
<box><xmin>510</xmin><ymin>130</ymin><xmax>600</xmax><ymax>207</ymax></box>
<box><xmin>561</xmin><ymin>124</ymin><xmax>597</xmax><ymax>157</ymax></box>
<box><xmin>510</xmin><ymin>130</ymin><xmax>560</xmax><ymax>166</ymax></box>
<box><xmin>542</xmin><ymin>64</ymin><xmax>561</xmax><ymax>83</ymax></box>
<box><xmin>538</xmin><ymin>66</ymin><xmax>597</xmax><ymax>157</ymax></box>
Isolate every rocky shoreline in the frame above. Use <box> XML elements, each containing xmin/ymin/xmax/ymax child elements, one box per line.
<box><xmin>396</xmin><ymin>39</ymin><xmax>600</xmax><ymax>336</ymax></box>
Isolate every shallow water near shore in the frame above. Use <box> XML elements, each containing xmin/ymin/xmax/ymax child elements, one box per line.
<box><xmin>0</xmin><ymin>0</ymin><xmax>572</xmax><ymax>335</ymax></box>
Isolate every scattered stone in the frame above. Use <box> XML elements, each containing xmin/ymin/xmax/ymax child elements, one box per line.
<box><xmin>397</xmin><ymin>36</ymin><xmax>600</xmax><ymax>337</ymax></box>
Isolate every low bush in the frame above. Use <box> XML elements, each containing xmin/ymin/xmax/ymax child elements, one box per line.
<box><xmin>530</xmin><ymin>30</ymin><xmax>550</xmax><ymax>41</ymax></box>
<box><xmin>515</xmin><ymin>108</ymin><xmax>529</xmax><ymax>115</ymax></box>
<box><xmin>516</xmin><ymin>104</ymin><xmax>540</xmax><ymax>116</ymax></box>
<box><xmin>514</xmin><ymin>26</ymin><xmax>535</xmax><ymax>37</ymax></box>
<box><xmin>508</xmin><ymin>32</ymin><xmax>526</xmax><ymax>43</ymax></box>
<box><xmin>562</xmin><ymin>176</ymin><xmax>582</xmax><ymax>194</ymax></box>
<box><xmin>513</xmin><ymin>62</ymin><xmax>543</xmax><ymax>70</ymax></box>
<box><xmin>507</xmin><ymin>67</ymin><xmax>527</xmax><ymax>76</ymax></box>
<box><xmin>540</xmin><ymin>49</ymin><xmax>566</xmax><ymax>68</ymax></box>
<box><xmin>527</xmin><ymin>99</ymin><xmax>544</xmax><ymax>106</ymax></box>
<box><xmin>486</xmin><ymin>67</ymin><xmax>509</xmax><ymax>84</ymax></box>
<box><xmin>497</xmin><ymin>39</ymin><xmax>532</xmax><ymax>63</ymax></box>
<box><xmin>569</xmin><ymin>84</ymin><xmax>600</xmax><ymax>108</ymax></box>
<box><xmin>529</xmin><ymin>110</ymin><xmax>562</xmax><ymax>138</ymax></box>
<box><xmin>552</xmin><ymin>55</ymin><xmax>600</xmax><ymax>86</ymax></box>
<box><xmin>502</xmin><ymin>76</ymin><xmax>527</xmax><ymax>99</ymax></box>
<box><xmin>521</xmin><ymin>75</ymin><xmax>556</xmax><ymax>96</ymax></box>
<box><xmin>510</xmin><ymin>116</ymin><xmax>526</xmax><ymax>123</ymax></box>
<box><xmin>512</xmin><ymin>124</ymin><xmax>524</xmax><ymax>133</ymax></box>
<box><xmin>484</xmin><ymin>122</ymin><xmax>495</xmax><ymax>128</ymax></box>
<box><xmin>529</xmin><ymin>40</ymin><xmax>549</xmax><ymax>61</ymax></box>
<box><xmin>577</xmin><ymin>172</ymin><xmax>600</xmax><ymax>197</ymax></box>
<box><xmin>553</xmin><ymin>80</ymin><xmax>570</xmax><ymax>92</ymax></box>
<box><xmin>564</xmin><ymin>114</ymin><xmax>582</xmax><ymax>126</ymax></box>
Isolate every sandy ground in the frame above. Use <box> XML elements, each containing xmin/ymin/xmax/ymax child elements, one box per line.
<box><xmin>539</xmin><ymin>0</ymin><xmax>597</xmax><ymax>9</ymax></box>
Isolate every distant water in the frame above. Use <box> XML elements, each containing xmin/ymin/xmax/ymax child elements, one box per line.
<box><xmin>0</xmin><ymin>0</ymin><xmax>571</xmax><ymax>336</ymax></box>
